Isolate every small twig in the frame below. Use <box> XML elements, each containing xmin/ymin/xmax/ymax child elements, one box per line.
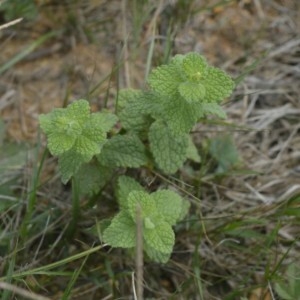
<box><xmin>132</xmin><ymin>272</ymin><xmax>137</xmax><ymax>300</ymax></box>
<box><xmin>0</xmin><ymin>18</ymin><xmax>23</xmax><ymax>31</ymax></box>
<box><xmin>267</xmin><ymin>280</ymin><xmax>276</xmax><ymax>300</ymax></box>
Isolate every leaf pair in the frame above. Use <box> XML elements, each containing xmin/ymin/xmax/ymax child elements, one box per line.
<box><xmin>39</xmin><ymin>100</ymin><xmax>117</xmax><ymax>183</ymax></box>
<box><xmin>148</xmin><ymin>52</ymin><xmax>234</xmax><ymax>104</ymax></box>
<box><xmin>103</xmin><ymin>176</ymin><xmax>190</xmax><ymax>263</ymax></box>
<box><xmin>119</xmin><ymin>53</ymin><xmax>234</xmax><ymax>137</ymax></box>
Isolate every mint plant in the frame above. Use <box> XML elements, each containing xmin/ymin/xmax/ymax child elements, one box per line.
<box><xmin>39</xmin><ymin>52</ymin><xmax>235</xmax><ymax>263</ymax></box>
<box><xmin>103</xmin><ymin>176</ymin><xmax>189</xmax><ymax>263</ymax></box>
<box><xmin>39</xmin><ymin>99</ymin><xmax>117</xmax><ymax>184</ymax></box>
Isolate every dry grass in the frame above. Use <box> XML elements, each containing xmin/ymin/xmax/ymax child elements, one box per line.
<box><xmin>0</xmin><ymin>0</ymin><xmax>299</xmax><ymax>299</ymax></box>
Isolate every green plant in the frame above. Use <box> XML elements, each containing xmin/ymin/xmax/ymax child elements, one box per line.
<box><xmin>103</xmin><ymin>175</ymin><xmax>190</xmax><ymax>263</ymax></box>
<box><xmin>39</xmin><ymin>52</ymin><xmax>235</xmax><ymax>262</ymax></box>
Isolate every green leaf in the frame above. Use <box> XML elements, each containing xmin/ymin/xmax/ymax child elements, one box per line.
<box><xmin>148</xmin><ymin>62</ymin><xmax>183</xmax><ymax>97</ymax></box>
<box><xmin>99</xmin><ymin>134</ymin><xmax>148</xmax><ymax>168</ymax></box>
<box><xmin>118</xmin><ymin>92</ymin><xmax>156</xmax><ymax>134</ymax></box>
<box><xmin>44</xmin><ymin>132</ymin><xmax>76</xmax><ymax>156</ymax></box>
<box><xmin>202</xmin><ymin>67</ymin><xmax>235</xmax><ymax>103</ymax></box>
<box><xmin>87</xmin><ymin>111</ymin><xmax>118</xmax><ymax>134</ymax></box>
<box><xmin>39</xmin><ymin>104</ymin><xmax>79</xmax><ymax>155</ymax></box>
<box><xmin>178</xmin><ymin>199</ymin><xmax>191</xmax><ymax>221</ymax></box>
<box><xmin>125</xmin><ymin>189</ymin><xmax>183</xmax><ymax>257</ymax></box>
<box><xmin>144</xmin><ymin>221</ymin><xmax>174</xmax><ymax>254</ymax></box>
<box><xmin>151</xmin><ymin>190</ymin><xmax>183</xmax><ymax>225</ymax></box>
<box><xmin>149</xmin><ymin>121</ymin><xmax>189</xmax><ymax>173</ymax></box>
<box><xmin>171</xmin><ymin>54</ymin><xmax>184</xmax><ymax>67</ymax></box>
<box><xmin>117</xmin><ymin>88</ymin><xmax>142</xmax><ymax>111</ymax></box>
<box><xmin>179</xmin><ymin>53</ymin><xmax>209</xmax><ymax>102</ymax></box>
<box><xmin>186</xmin><ymin>136</ymin><xmax>201</xmax><ymax>163</ymax></box>
<box><xmin>150</xmin><ymin>94</ymin><xmax>199</xmax><ymax>135</ymax></box>
<box><xmin>144</xmin><ymin>217</ymin><xmax>156</xmax><ymax>229</ymax></box>
<box><xmin>59</xmin><ymin>151</ymin><xmax>87</xmax><ymax>184</ymax></box>
<box><xmin>75</xmin><ymin>161</ymin><xmax>113</xmax><ymax>196</ymax></box>
<box><xmin>39</xmin><ymin>101</ymin><xmax>88</xmax><ymax>147</ymax></box>
<box><xmin>117</xmin><ymin>176</ymin><xmax>144</xmax><ymax>209</ymax></box>
<box><xmin>144</xmin><ymin>242</ymin><xmax>171</xmax><ymax>263</ymax></box>
<box><xmin>127</xmin><ymin>191</ymin><xmax>156</xmax><ymax>222</ymax></box>
<box><xmin>198</xmin><ymin>103</ymin><xmax>227</xmax><ymax>119</ymax></box>
<box><xmin>73</xmin><ymin>135</ymin><xmax>103</xmax><ymax>158</ymax></box>
<box><xmin>103</xmin><ymin>211</ymin><xmax>136</xmax><ymax>248</ymax></box>
<box><xmin>178</xmin><ymin>81</ymin><xmax>206</xmax><ymax>102</ymax></box>
<box><xmin>182</xmin><ymin>52</ymin><xmax>208</xmax><ymax>80</ymax></box>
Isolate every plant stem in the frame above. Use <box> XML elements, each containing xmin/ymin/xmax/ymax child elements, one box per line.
<box><xmin>135</xmin><ymin>204</ymin><xmax>144</xmax><ymax>300</ymax></box>
<box><xmin>65</xmin><ymin>177</ymin><xmax>80</xmax><ymax>239</ymax></box>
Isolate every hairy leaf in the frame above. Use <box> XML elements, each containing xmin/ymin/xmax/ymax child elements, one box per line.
<box><xmin>75</xmin><ymin>161</ymin><xmax>113</xmax><ymax>196</ymax></box>
<box><xmin>178</xmin><ymin>198</ymin><xmax>191</xmax><ymax>222</ymax></box>
<box><xmin>127</xmin><ymin>190</ymin><xmax>156</xmax><ymax>222</ymax></box>
<box><xmin>39</xmin><ymin>100</ymin><xmax>117</xmax><ymax>183</ymax></box>
<box><xmin>144</xmin><ymin>242</ymin><xmax>171</xmax><ymax>263</ymax></box>
<box><xmin>150</xmin><ymin>94</ymin><xmax>200</xmax><ymax>134</ymax></box>
<box><xmin>186</xmin><ymin>137</ymin><xmax>201</xmax><ymax>163</ymax></box>
<box><xmin>144</xmin><ymin>221</ymin><xmax>174</xmax><ymax>254</ymax></box>
<box><xmin>118</xmin><ymin>91</ymin><xmax>157</xmax><ymax>134</ymax></box>
<box><xmin>198</xmin><ymin>103</ymin><xmax>227</xmax><ymax>119</ymax></box>
<box><xmin>182</xmin><ymin>52</ymin><xmax>208</xmax><ymax>80</ymax></box>
<box><xmin>99</xmin><ymin>134</ymin><xmax>148</xmax><ymax>168</ymax></box>
<box><xmin>148</xmin><ymin>62</ymin><xmax>183</xmax><ymax>97</ymax></box>
<box><xmin>117</xmin><ymin>176</ymin><xmax>144</xmax><ymax>209</ymax></box>
<box><xmin>149</xmin><ymin>121</ymin><xmax>189</xmax><ymax>173</ymax></box>
<box><xmin>117</xmin><ymin>88</ymin><xmax>142</xmax><ymax>111</ymax></box>
<box><xmin>151</xmin><ymin>190</ymin><xmax>183</xmax><ymax>225</ymax></box>
<box><xmin>178</xmin><ymin>81</ymin><xmax>206</xmax><ymax>102</ymax></box>
<box><xmin>103</xmin><ymin>211</ymin><xmax>136</xmax><ymax>248</ymax></box>
<box><xmin>58</xmin><ymin>151</ymin><xmax>87</xmax><ymax>184</ymax></box>
<box><xmin>202</xmin><ymin>67</ymin><xmax>235</xmax><ymax>103</ymax></box>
